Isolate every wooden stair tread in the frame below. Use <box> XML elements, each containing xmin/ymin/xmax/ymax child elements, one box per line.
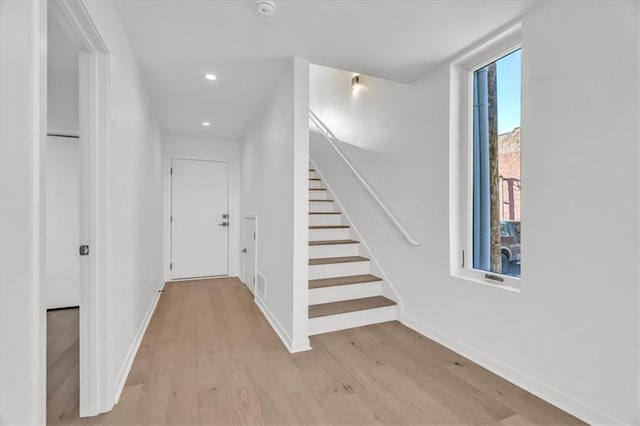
<box><xmin>309</xmin><ymin>296</ymin><xmax>396</xmax><ymax>318</ymax></box>
<box><xmin>309</xmin><ymin>169</ymin><xmax>316</xmax><ymax>171</ymax></box>
<box><xmin>309</xmin><ymin>225</ymin><xmax>349</xmax><ymax>229</ymax></box>
<box><xmin>309</xmin><ymin>274</ymin><xmax>382</xmax><ymax>289</ymax></box>
<box><xmin>309</xmin><ymin>188</ymin><xmax>327</xmax><ymax>190</ymax></box>
<box><xmin>309</xmin><ymin>256</ymin><xmax>368</xmax><ymax>265</ymax></box>
<box><xmin>309</xmin><ymin>212</ymin><xmax>340</xmax><ymax>215</ymax></box>
<box><xmin>309</xmin><ymin>199</ymin><xmax>333</xmax><ymax>202</ymax></box>
<box><xmin>309</xmin><ymin>178</ymin><xmax>321</xmax><ymax>181</ymax></box>
<box><xmin>309</xmin><ymin>239</ymin><xmax>358</xmax><ymax>246</ymax></box>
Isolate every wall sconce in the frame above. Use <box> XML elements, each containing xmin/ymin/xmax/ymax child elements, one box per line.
<box><xmin>351</xmin><ymin>74</ymin><xmax>360</xmax><ymax>90</ymax></box>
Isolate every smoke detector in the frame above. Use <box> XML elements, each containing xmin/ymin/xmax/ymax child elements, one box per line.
<box><xmin>255</xmin><ymin>0</ymin><xmax>276</xmax><ymax>16</ymax></box>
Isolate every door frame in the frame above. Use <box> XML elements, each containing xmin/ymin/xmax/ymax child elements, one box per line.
<box><xmin>168</xmin><ymin>157</ymin><xmax>231</xmax><ymax>280</ymax></box>
<box><xmin>48</xmin><ymin>0</ymin><xmax>112</xmax><ymax>417</ymax></box>
<box><xmin>242</xmin><ymin>214</ymin><xmax>258</xmax><ymax>295</ymax></box>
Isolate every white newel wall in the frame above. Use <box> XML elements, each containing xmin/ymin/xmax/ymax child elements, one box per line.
<box><xmin>241</xmin><ymin>58</ymin><xmax>310</xmax><ymax>352</ymax></box>
<box><xmin>310</xmin><ymin>2</ymin><xmax>640</xmax><ymax>424</ymax></box>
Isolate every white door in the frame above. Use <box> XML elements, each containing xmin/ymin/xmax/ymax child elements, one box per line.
<box><xmin>171</xmin><ymin>159</ymin><xmax>229</xmax><ymax>279</ymax></box>
<box><xmin>46</xmin><ymin>135</ymin><xmax>81</xmax><ymax>309</ymax></box>
<box><xmin>243</xmin><ymin>217</ymin><xmax>256</xmax><ymax>294</ymax></box>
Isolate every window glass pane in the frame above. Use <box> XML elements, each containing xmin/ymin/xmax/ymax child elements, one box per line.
<box><xmin>472</xmin><ymin>49</ymin><xmax>521</xmax><ymax>278</ymax></box>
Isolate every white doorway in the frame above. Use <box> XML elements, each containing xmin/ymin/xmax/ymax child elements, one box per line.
<box><xmin>243</xmin><ymin>216</ymin><xmax>257</xmax><ymax>295</ymax></box>
<box><xmin>48</xmin><ymin>0</ymin><xmax>111</xmax><ymax>417</ymax></box>
<box><xmin>171</xmin><ymin>158</ymin><xmax>229</xmax><ymax>279</ymax></box>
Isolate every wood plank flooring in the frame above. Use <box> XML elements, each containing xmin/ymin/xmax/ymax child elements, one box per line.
<box><xmin>47</xmin><ymin>308</ymin><xmax>79</xmax><ymax>425</ymax></box>
<box><xmin>59</xmin><ymin>277</ymin><xmax>584</xmax><ymax>425</ymax></box>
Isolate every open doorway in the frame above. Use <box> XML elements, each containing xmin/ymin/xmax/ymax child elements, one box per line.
<box><xmin>45</xmin><ymin>0</ymin><xmax>111</xmax><ymax>419</ymax></box>
<box><xmin>46</xmin><ymin>9</ymin><xmax>82</xmax><ymax>423</ymax></box>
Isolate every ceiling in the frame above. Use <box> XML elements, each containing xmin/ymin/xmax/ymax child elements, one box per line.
<box><xmin>114</xmin><ymin>0</ymin><xmax>536</xmax><ymax>141</ymax></box>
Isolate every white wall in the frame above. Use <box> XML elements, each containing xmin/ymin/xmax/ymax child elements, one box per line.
<box><xmin>310</xmin><ymin>2</ymin><xmax>639</xmax><ymax>424</ymax></box>
<box><xmin>163</xmin><ymin>136</ymin><xmax>241</xmax><ymax>279</ymax></box>
<box><xmin>241</xmin><ymin>57</ymin><xmax>310</xmax><ymax>353</ymax></box>
<box><xmin>46</xmin><ymin>136</ymin><xmax>81</xmax><ymax>309</ymax></box>
<box><xmin>0</xmin><ymin>1</ymin><xmax>47</xmax><ymax>423</ymax></box>
<box><xmin>81</xmin><ymin>0</ymin><xmax>165</xmax><ymax>406</ymax></box>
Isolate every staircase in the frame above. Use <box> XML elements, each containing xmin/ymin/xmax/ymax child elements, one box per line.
<box><xmin>308</xmin><ymin>164</ymin><xmax>398</xmax><ymax>335</ymax></box>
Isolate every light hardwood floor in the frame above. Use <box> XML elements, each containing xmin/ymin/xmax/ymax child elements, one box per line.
<box><xmin>47</xmin><ymin>308</ymin><xmax>80</xmax><ymax>425</ymax></box>
<box><xmin>54</xmin><ymin>277</ymin><xmax>584</xmax><ymax>425</ymax></box>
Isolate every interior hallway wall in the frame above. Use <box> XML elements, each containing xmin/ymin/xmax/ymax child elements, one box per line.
<box><xmin>0</xmin><ymin>1</ymin><xmax>47</xmax><ymax>423</ymax></box>
<box><xmin>82</xmin><ymin>0</ymin><xmax>165</xmax><ymax>405</ymax></box>
<box><xmin>163</xmin><ymin>136</ymin><xmax>241</xmax><ymax>279</ymax></box>
<box><xmin>240</xmin><ymin>57</ymin><xmax>310</xmax><ymax>353</ymax></box>
<box><xmin>309</xmin><ymin>1</ymin><xmax>639</xmax><ymax>424</ymax></box>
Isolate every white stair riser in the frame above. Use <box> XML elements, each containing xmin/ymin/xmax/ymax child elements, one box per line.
<box><xmin>309</xmin><ymin>243</ymin><xmax>359</xmax><ymax>258</ymax></box>
<box><xmin>309</xmin><ymin>180</ymin><xmax>323</xmax><ymax>188</ymax></box>
<box><xmin>309</xmin><ymin>261</ymin><xmax>369</xmax><ymax>280</ymax></box>
<box><xmin>309</xmin><ymin>189</ymin><xmax>328</xmax><ymax>199</ymax></box>
<box><xmin>309</xmin><ymin>227</ymin><xmax>350</xmax><ymax>240</ymax></box>
<box><xmin>309</xmin><ymin>201</ymin><xmax>334</xmax><ymax>212</ymax></box>
<box><xmin>308</xmin><ymin>305</ymin><xmax>398</xmax><ymax>335</ymax></box>
<box><xmin>309</xmin><ymin>282</ymin><xmax>382</xmax><ymax>305</ymax></box>
<box><xmin>309</xmin><ymin>214</ymin><xmax>342</xmax><ymax>226</ymax></box>
<box><xmin>309</xmin><ymin>171</ymin><xmax>319</xmax><ymax>179</ymax></box>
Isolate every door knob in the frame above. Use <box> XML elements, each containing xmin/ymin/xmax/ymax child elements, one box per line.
<box><xmin>241</xmin><ymin>248</ymin><xmax>247</xmax><ymax>253</ymax></box>
<box><xmin>218</xmin><ymin>221</ymin><xmax>229</xmax><ymax>227</ymax></box>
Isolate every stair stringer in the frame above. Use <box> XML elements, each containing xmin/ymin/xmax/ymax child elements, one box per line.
<box><xmin>309</xmin><ymin>158</ymin><xmax>404</xmax><ymax>318</ymax></box>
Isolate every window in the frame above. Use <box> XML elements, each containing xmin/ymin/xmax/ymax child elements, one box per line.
<box><xmin>449</xmin><ymin>24</ymin><xmax>521</xmax><ymax>289</ymax></box>
<box><xmin>471</xmin><ymin>48</ymin><xmax>521</xmax><ymax>279</ymax></box>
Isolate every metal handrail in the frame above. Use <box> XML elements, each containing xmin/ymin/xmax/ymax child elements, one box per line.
<box><xmin>309</xmin><ymin>109</ymin><xmax>420</xmax><ymax>247</ymax></box>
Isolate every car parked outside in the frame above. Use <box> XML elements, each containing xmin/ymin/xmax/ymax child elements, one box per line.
<box><xmin>500</xmin><ymin>220</ymin><xmax>521</xmax><ymax>275</ymax></box>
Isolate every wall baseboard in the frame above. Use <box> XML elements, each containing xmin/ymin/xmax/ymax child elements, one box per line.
<box><xmin>111</xmin><ymin>279</ymin><xmax>165</xmax><ymax>406</ymax></box>
<box><xmin>401</xmin><ymin>315</ymin><xmax>624</xmax><ymax>426</ymax></box>
<box><xmin>254</xmin><ymin>297</ymin><xmax>311</xmax><ymax>353</ymax></box>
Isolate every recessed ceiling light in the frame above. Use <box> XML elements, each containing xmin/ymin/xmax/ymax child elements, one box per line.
<box><xmin>202</xmin><ymin>121</ymin><xmax>211</xmax><ymax>127</ymax></box>
<box><xmin>205</xmin><ymin>73</ymin><xmax>217</xmax><ymax>81</ymax></box>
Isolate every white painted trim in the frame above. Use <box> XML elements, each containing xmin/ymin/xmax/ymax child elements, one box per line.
<box><xmin>309</xmin><ymin>159</ymin><xmax>405</xmax><ymax>317</ymax></box>
<box><xmin>309</xmin><ymin>281</ymin><xmax>382</xmax><ymax>305</ymax></box>
<box><xmin>48</xmin><ymin>0</ymin><xmax>112</xmax><ymax>417</ymax></box>
<box><xmin>254</xmin><ymin>296</ymin><xmax>311</xmax><ymax>353</ymax></box>
<box><xmin>112</xmin><ymin>279</ymin><xmax>164</xmax><ymax>404</ymax></box>
<box><xmin>308</xmin><ymin>305</ymin><xmax>398</xmax><ymax>336</ymax></box>
<box><xmin>401</xmin><ymin>315</ymin><xmax>622</xmax><ymax>426</ymax></box>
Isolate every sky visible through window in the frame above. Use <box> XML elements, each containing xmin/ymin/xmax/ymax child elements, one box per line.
<box><xmin>496</xmin><ymin>49</ymin><xmax>521</xmax><ymax>135</ymax></box>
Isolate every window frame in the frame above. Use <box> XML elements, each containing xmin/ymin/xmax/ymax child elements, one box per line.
<box><xmin>450</xmin><ymin>23</ymin><xmax>522</xmax><ymax>292</ymax></box>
